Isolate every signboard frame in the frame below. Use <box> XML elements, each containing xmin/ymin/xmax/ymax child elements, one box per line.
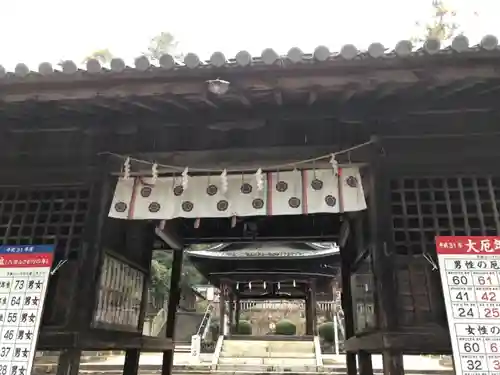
<box><xmin>436</xmin><ymin>236</ymin><xmax>500</xmax><ymax>375</ymax></box>
<box><xmin>0</xmin><ymin>245</ymin><xmax>54</xmax><ymax>375</ymax></box>
<box><xmin>92</xmin><ymin>253</ymin><xmax>145</xmax><ymax>332</ymax></box>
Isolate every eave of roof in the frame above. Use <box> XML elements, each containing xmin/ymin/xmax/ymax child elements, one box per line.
<box><xmin>0</xmin><ymin>35</ymin><xmax>498</xmax><ymax>82</ymax></box>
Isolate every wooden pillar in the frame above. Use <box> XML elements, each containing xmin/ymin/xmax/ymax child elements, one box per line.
<box><xmin>124</xmin><ymin>237</ymin><xmax>154</xmax><ymax>375</ymax></box>
<box><xmin>57</xmin><ymin>160</ymin><xmax>110</xmax><ymax>375</ymax></box>
<box><xmin>123</xmin><ymin>350</ymin><xmax>140</xmax><ymax>375</ymax></box>
<box><xmin>382</xmin><ymin>351</ymin><xmax>404</xmax><ymax>375</ymax></box>
<box><xmin>305</xmin><ymin>294</ymin><xmax>312</xmax><ymax>335</ymax></box>
<box><xmin>370</xmin><ymin>164</ymin><xmax>404</xmax><ymax>375</ymax></box>
<box><xmin>161</xmin><ymin>249</ymin><xmax>184</xmax><ymax>375</ymax></box>
<box><xmin>219</xmin><ymin>283</ymin><xmax>226</xmax><ymax>336</ymax></box>
<box><xmin>228</xmin><ymin>292</ymin><xmax>234</xmax><ymax>335</ymax></box>
<box><xmin>56</xmin><ymin>349</ymin><xmax>81</xmax><ymax>375</ymax></box>
<box><xmin>235</xmin><ymin>297</ymin><xmax>240</xmax><ymax>332</ymax></box>
<box><xmin>310</xmin><ymin>280</ymin><xmax>317</xmax><ymax>335</ymax></box>
<box><xmin>340</xmin><ymin>223</ymin><xmax>357</xmax><ymax>375</ymax></box>
<box><xmin>359</xmin><ymin>351</ymin><xmax>374</xmax><ymax>375</ymax></box>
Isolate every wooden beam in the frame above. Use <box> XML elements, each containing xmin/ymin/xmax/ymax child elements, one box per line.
<box><xmin>1</xmin><ymin>61</ymin><xmax>499</xmax><ymax>103</ymax></box>
<box><xmin>273</xmin><ymin>90</ymin><xmax>283</xmax><ymax>106</ymax></box>
<box><xmin>127</xmin><ymin>99</ymin><xmax>160</xmax><ymax>112</ymax></box>
<box><xmin>199</xmin><ymin>93</ymin><xmax>218</xmax><ymax>108</ymax></box>
<box><xmin>435</xmin><ymin>80</ymin><xmax>483</xmax><ymax>100</ymax></box>
<box><xmin>343</xmin><ymin>330</ymin><xmax>451</xmax><ymax>354</ymax></box>
<box><xmin>307</xmin><ymin>91</ymin><xmax>317</xmax><ymax>106</ymax></box>
<box><xmin>152</xmin><ymin>96</ymin><xmax>189</xmax><ymax>111</ymax></box>
<box><xmin>155</xmin><ymin>220</ymin><xmax>183</xmax><ymax>250</ymax></box>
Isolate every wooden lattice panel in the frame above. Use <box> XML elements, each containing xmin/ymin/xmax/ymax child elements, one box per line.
<box><xmin>0</xmin><ymin>186</ymin><xmax>90</xmax><ymax>255</ymax></box>
<box><xmin>389</xmin><ymin>175</ymin><xmax>500</xmax><ymax>327</ymax></box>
<box><xmin>390</xmin><ymin>176</ymin><xmax>500</xmax><ymax>256</ymax></box>
<box><xmin>0</xmin><ymin>185</ymin><xmax>91</xmax><ymax>325</ymax></box>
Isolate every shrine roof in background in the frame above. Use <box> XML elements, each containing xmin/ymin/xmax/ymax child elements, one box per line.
<box><xmin>186</xmin><ymin>242</ymin><xmax>341</xmax><ymax>287</ymax></box>
<box><xmin>185</xmin><ymin>242</ymin><xmax>339</xmax><ymax>260</ymax></box>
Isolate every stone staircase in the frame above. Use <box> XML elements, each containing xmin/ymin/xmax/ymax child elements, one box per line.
<box><xmin>215</xmin><ymin>338</ymin><xmax>320</xmax><ymax>372</ymax></box>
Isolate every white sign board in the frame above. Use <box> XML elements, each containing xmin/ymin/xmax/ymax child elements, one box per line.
<box><xmin>0</xmin><ymin>245</ymin><xmax>54</xmax><ymax>375</ymax></box>
<box><xmin>437</xmin><ymin>236</ymin><xmax>500</xmax><ymax>375</ymax></box>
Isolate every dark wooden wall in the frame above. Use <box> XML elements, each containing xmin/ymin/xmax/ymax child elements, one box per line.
<box><xmin>345</xmin><ymin>136</ymin><xmax>500</xmax><ymax>357</ymax></box>
<box><xmin>0</xmin><ymin>159</ymin><xmax>160</xmax><ymax>350</ymax></box>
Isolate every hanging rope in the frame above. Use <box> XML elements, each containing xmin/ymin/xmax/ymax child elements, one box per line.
<box><xmin>100</xmin><ymin>137</ymin><xmax>377</xmax><ymax>176</ymax></box>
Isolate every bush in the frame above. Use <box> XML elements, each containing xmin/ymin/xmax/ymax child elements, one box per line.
<box><xmin>235</xmin><ymin>320</ymin><xmax>252</xmax><ymax>335</ymax></box>
<box><xmin>209</xmin><ymin>321</ymin><xmax>220</xmax><ymax>340</ymax></box>
<box><xmin>318</xmin><ymin>321</ymin><xmax>335</xmax><ymax>343</ymax></box>
<box><xmin>275</xmin><ymin>319</ymin><xmax>296</xmax><ymax>335</ymax></box>
<box><xmin>200</xmin><ymin>340</ymin><xmax>216</xmax><ymax>353</ymax></box>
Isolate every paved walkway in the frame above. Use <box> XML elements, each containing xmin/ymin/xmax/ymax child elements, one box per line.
<box><xmin>84</xmin><ymin>352</ymin><xmax>213</xmax><ymax>366</ymax></box>
<box><xmin>323</xmin><ymin>355</ymin><xmax>450</xmax><ymax>370</ymax></box>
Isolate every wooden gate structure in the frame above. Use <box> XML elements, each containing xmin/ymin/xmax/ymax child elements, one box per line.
<box><xmin>1</xmin><ymin>34</ymin><xmax>500</xmax><ymax>375</ymax></box>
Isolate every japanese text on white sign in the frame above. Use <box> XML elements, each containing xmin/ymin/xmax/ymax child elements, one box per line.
<box><xmin>437</xmin><ymin>236</ymin><xmax>500</xmax><ymax>375</ymax></box>
<box><xmin>0</xmin><ymin>245</ymin><xmax>54</xmax><ymax>375</ymax></box>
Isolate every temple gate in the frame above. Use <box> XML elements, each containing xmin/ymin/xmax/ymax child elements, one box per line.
<box><xmin>0</xmin><ymin>34</ymin><xmax>499</xmax><ymax>375</ymax></box>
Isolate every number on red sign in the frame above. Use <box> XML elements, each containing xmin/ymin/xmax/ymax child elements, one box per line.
<box><xmin>491</xmin><ymin>343</ymin><xmax>498</xmax><ymax>353</ymax></box>
<box><xmin>493</xmin><ymin>359</ymin><xmax>500</xmax><ymax>370</ymax></box>
<box><xmin>478</xmin><ymin>276</ymin><xmax>493</xmax><ymax>285</ymax></box>
<box><xmin>484</xmin><ymin>308</ymin><xmax>500</xmax><ymax>318</ymax></box>
<box><xmin>482</xmin><ymin>291</ymin><xmax>497</xmax><ymax>301</ymax></box>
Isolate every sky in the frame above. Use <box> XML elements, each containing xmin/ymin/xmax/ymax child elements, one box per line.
<box><xmin>0</xmin><ymin>0</ymin><xmax>498</xmax><ymax>70</ymax></box>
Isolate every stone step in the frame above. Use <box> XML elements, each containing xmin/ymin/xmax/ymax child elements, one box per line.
<box><xmin>267</xmin><ymin>341</ymin><xmax>314</xmax><ymax>352</ymax></box>
<box><xmin>220</xmin><ymin>340</ymin><xmax>315</xmax><ymax>357</ymax></box>
<box><xmin>216</xmin><ymin>363</ymin><xmax>319</xmax><ymax>372</ymax></box>
<box><xmin>220</xmin><ymin>351</ymin><xmax>316</xmax><ymax>358</ymax></box>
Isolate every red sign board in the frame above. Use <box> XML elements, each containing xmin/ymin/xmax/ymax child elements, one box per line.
<box><xmin>436</xmin><ymin>236</ymin><xmax>500</xmax><ymax>375</ymax></box>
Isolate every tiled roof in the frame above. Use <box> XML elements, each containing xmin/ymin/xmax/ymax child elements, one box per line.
<box><xmin>0</xmin><ymin>35</ymin><xmax>499</xmax><ymax>81</ymax></box>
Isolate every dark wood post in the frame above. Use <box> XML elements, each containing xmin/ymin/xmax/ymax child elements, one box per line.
<box><xmin>310</xmin><ymin>279</ymin><xmax>317</xmax><ymax>335</ymax></box>
<box><xmin>56</xmin><ymin>349</ymin><xmax>81</xmax><ymax>375</ymax></box>
<box><xmin>305</xmin><ymin>293</ymin><xmax>312</xmax><ymax>335</ymax></box>
<box><xmin>370</xmin><ymin>163</ymin><xmax>404</xmax><ymax>375</ymax></box>
<box><xmin>340</xmin><ymin>223</ymin><xmax>358</xmax><ymax>375</ymax></box>
<box><xmin>235</xmin><ymin>296</ymin><xmax>240</xmax><ymax>332</ymax></box>
<box><xmin>359</xmin><ymin>351</ymin><xmax>374</xmax><ymax>375</ymax></box>
<box><xmin>123</xmin><ymin>229</ymin><xmax>154</xmax><ymax>375</ymax></box>
<box><xmin>219</xmin><ymin>283</ymin><xmax>226</xmax><ymax>336</ymax></box>
<box><xmin>161</xmin><ymin>249</ymin><xmax>184</xmax><ymax>375</ymax></box>
<box><xmin>228</xmin><ymin>292</ymin><xmax>234</xmax><ymax>335</ymax></box>
<box><xmin>57</xmin><ymin>157</ymin><xmax>111</xmax><ymax>375</ymax></box>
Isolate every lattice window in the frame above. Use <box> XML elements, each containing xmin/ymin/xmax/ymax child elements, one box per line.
<box><xmin>0</xmin><ymin>185</ymin><xmax>92</xmax><ymax>325</ymax></box>
<box><xmin>390</xmin><ymin>175</ymin><xmax>500</xmax><ymax>327</ymax></box>
<box><xmin>0</xmin><ymin>186</ymin><xmax>90</xmax><ymax>256</ymax></box>
<box><xmin>390</xmin><ymin>176</ymin><xmax>500</xmax><ymax>255</ymax></box>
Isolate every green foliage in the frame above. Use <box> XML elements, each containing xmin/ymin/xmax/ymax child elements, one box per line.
<box><xmin>150</xmin><ymin>258</ymin><xmax>171</xmax><ymax>301</ymax></box>
<box><xmin>275</xmin><ymin>319</ymin><xmax>296</xmax><ymax>335</ymax></box>
<box><xmin>235</xmin><ymin>320</ymin><xmax>252</xmax><ymax>335</ymax></box>
<box><xmin>412</xmin><ymin>0</ymin><xmax>478</xmax><ymax>43</ymax></box>
<box><xmin>83</xmin><ymin>49</ymin><xmax>113</xmax><ymax>64</ymax></box>
<box><xmin>145</xmin><ymin>32</ymin><xmax>179</xmax><ymax>61</ymax></box>
<box><xmin>209</xmin><ymin>320</ymin><xmax>220</xmax><ymax>340</ymax></box>
<box><xmin>318</xmin><ymin>322</ymin><xmax>335</xmax><ymax>343</ymax></box>
<box><xmin>149</xmin><ymin>250</ymin><xmax>206</xmax><ymax>302</ymax></box>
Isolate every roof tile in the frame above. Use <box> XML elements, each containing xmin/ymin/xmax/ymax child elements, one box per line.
<box><xmin>0</xmin><ymin>35</ymin><xmax>499</xmax><ymax>81</ymax></box>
